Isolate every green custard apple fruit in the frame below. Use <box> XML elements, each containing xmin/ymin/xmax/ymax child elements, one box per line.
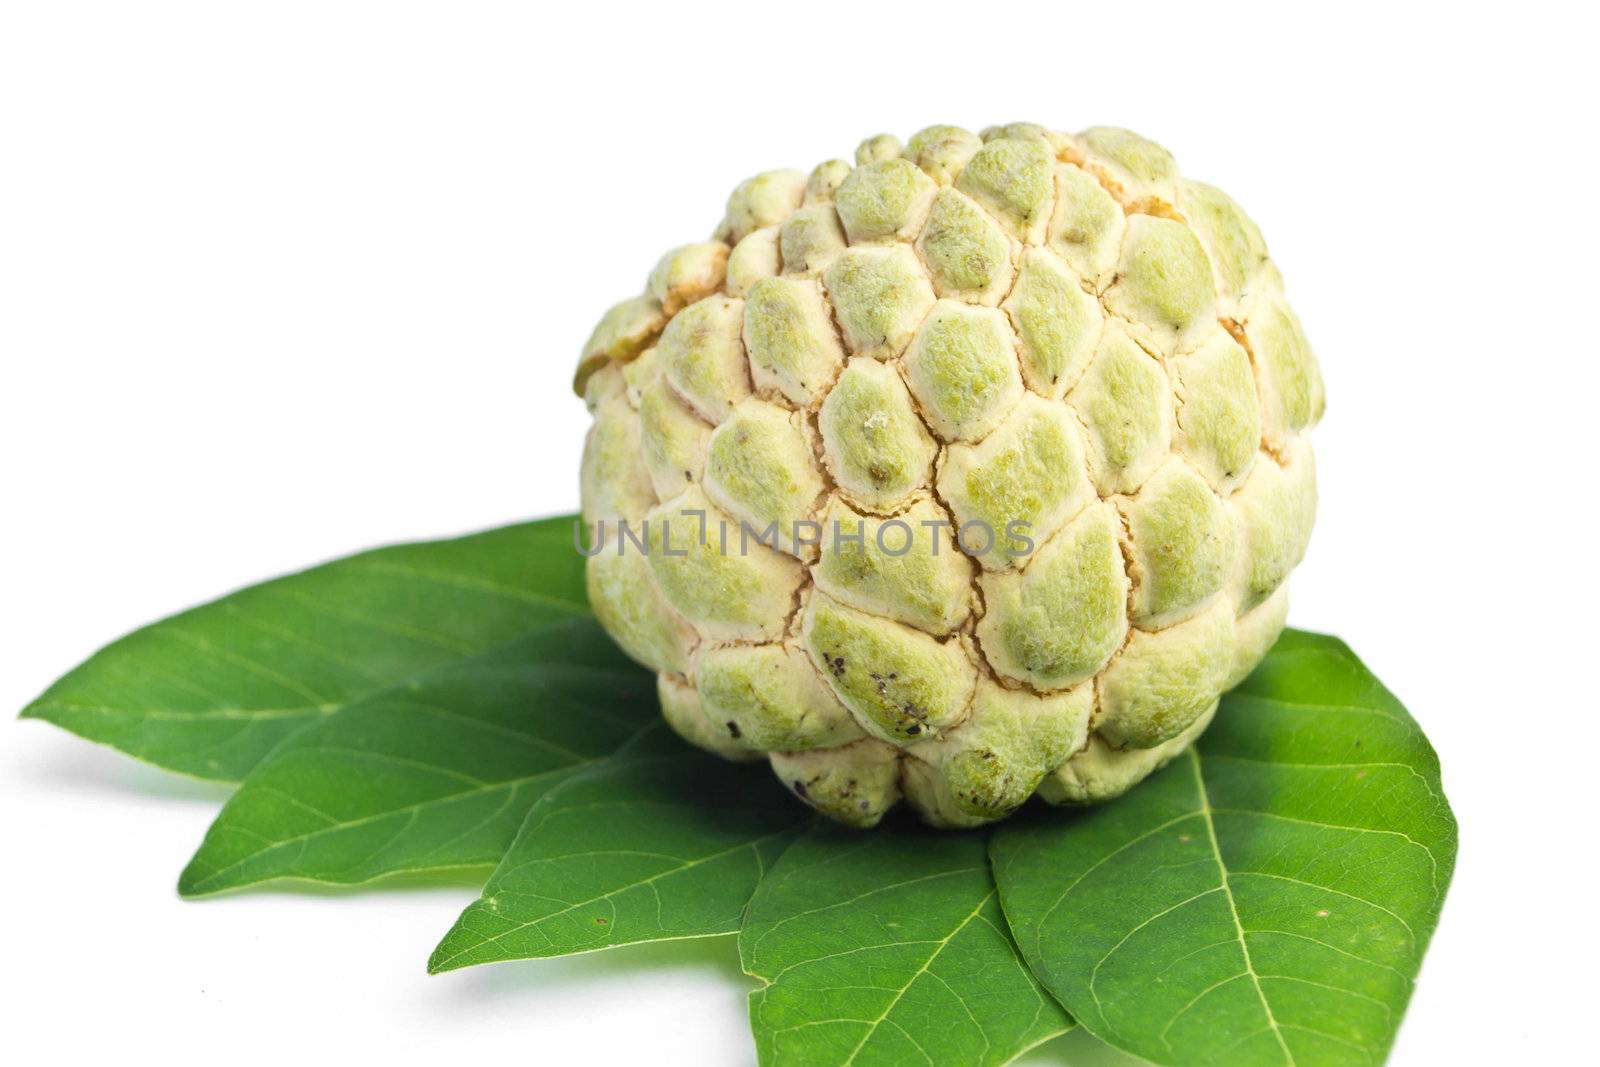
<box><xmin>574</xmin><ymin>122</ymin><xmax>1323</xmax><ymax>828</ymax></box>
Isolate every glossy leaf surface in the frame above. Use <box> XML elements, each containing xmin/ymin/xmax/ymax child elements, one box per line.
<box><xmin>991</xmin><ymin>631</ymin><xmax>1457</xmax><ymax>1066</ymax></box>
<box><xmin>24</xmin><ymin>516</ymin><xmax>586</xmax><ymax>780</ymax></box>
<box><xmin>180</xmin><ymin>617</ymin><xmax>653</xmax><ymax>896</ymax></box>
<box><xmin>430</xmin><ymin>751</ymin><xmax>810</xmax><ymax>971</ymax></box>
<box><xmin>742</xmin><ymin>823</ymin><xmax>1073</xmax><ymax>1067</ymax></box>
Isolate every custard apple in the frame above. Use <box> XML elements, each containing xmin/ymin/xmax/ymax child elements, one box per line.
<box><xmin>574</xmin><ymin>123</ymin><xmax>1322</xmax><ymax>828</ymax></box>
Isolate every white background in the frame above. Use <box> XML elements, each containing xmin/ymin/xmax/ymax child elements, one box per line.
<box><xmin>2</xmin><ymin>2</ymin><xmax>1595</xmax><ymax>1063</ymax></box>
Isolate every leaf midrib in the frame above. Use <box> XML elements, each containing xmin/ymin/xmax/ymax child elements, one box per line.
<box><xmin>430</xmin><ymin>820</ymin><xmax>802</xmax><ymax>973</ymax></box>
<box><xmin>1187</xmin><ymin>747</ymin><xmax>1297</xmax><ymax>1066</ymax></box>
<box><xmin>840</xmin><ymin>888</ymin><xmax>997</xmax><ymax>1067</ymax></box>
<box><xmin>347</xmin><ymin>560</ymin><xmax>590</xmax><ymax>614</ymax></box>
<box><xmin>24</xmin><ymin>700</ymin><xmax>338</xmax><ymax>722</ymax></box>
<box><xmin>181</xmin><ymin>719</ymin><xmax>661</xmax><ymax>895</ymax></box>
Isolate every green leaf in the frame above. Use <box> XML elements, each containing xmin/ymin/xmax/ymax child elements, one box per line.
<box><xmin>741</xmin><ymin>823</ymin><xmax>1073</xmax><ymax>1067</ymax></box>
<box><xmin>429</xmin><ymin>752</ymin><xmax>810</xmax><ymax>972</ymax></box>
<box><xmin>990</xmin><ymin>630</ymin><xmax>1457</xmax><ymax>1067</ymax></box>
<box><xmin>178</xmin><ymin>617</ymin><xmax>656</xmax><ymax>896</ymax></box>
<box><xmin>22</xmin><ymin>516</ymin><xmax>587</xmax><ymax>781</ymax></box>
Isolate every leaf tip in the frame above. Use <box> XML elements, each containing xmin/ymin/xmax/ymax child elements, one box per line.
<box><xmin>175</xmin><ymin>858</ymin><xmax>216</xmax><ymax>900</ymax></box>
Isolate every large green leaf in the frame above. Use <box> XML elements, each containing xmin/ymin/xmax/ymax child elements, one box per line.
<box><xmin>429</xmin><ymin>751</ymin><xmax>810</xmax><ymax>972</ymax></box>
<box><xmin>990</xmin><ymin>630</ymin><xmax>1456</xmax><ymax>1067</ymax></box>
<box><xmin>178</xmin><ymin>617</ymin><xmax>655</xmax><ymax>897</ymax></box>
<box><xmin>741</xmin><ymin>823</ymin><xmax>1073</xmax><ymax>1067</ymax></box>
<box><xmin>22</xmin><ymin>516</ymin><xmax>587</xmax><ymax>780</ymax></box>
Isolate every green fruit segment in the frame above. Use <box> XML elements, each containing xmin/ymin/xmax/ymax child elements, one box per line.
<box><xmin>636</xmin><ymin>376</ymin><xmax>710</xmax><ymax>502</ymax></box>
<box><xmin>768</xmin><ymin>740</ymin><xmax>902</xmax><ymax>829</ymax></box>
<box><xmin>645</xmin><ymin>487</ymin><xmax>803</xmax><ymax>643</ymax></box>
<box><xmin>1106</xmin><ymin>214</ymin><xmax>1217</xmax><ymax>354</ymax></box>
<box><xmin>1081</xmin><ymin>125</ymin><xmax>1178</xmax><ymax>198</ymax></box>
<box><xmin>955</xmin><ymin>133</ymin><xmax>1054</xmax><ymax>243</ymax></box>
<box><xmin>703</xmin><ymin>399</ymin><xmax>824</xmax><ymax>554</ymax></box>
<box><xmin>1231</xmin><ymin>439</ymin><xmax>1317</xmax><ymax>610</ymax></box>
<box><xmin>818</xmin><ymin>357</ymin><xmax>937</xmax><ymax>510</ymax></box>
<box><xmin>718</xmin><ymin>169</ymin><xmax>806</xmax><ymax>244</ymax></box>
<box><xmin>587</xmin><ymin>539</ymin><xmax>697</xmax><ymax>676</ymax></box>
<box><xmin>1171</xmin><ymin>329</ymin><xmax>1261</xmax><ymax>492</ymax></box>
<box><xmin>977</xmin><ymin>503</ymin><xmax>1129</xmax><ymax>689</ymax></box>
<box><xmin>905</xmin><ymin>124</ymin><xmax>982</xmax><ymax>185</ymax></box>
<box><xmin>812</xmin><ymin>496</ymin><xmax>973</xmax><ymax>634</ymax></box>
<box><xmin>1119</xmin><ymin>457</ymin><xmax>1235</xmax><ymax>627</ymax></box>
<box><xmin>1097</xmin><ymin>598</ymin><xmax>1235</xmax><ymax>748</ymax></box>
<box><xmin>1003</xmin><ymin>246</ymin><xmax>1102</xmax><ymax>397</ymax></box>
<box><xmin>1070</xmin><ymin>322</ymin><xmax>1172</xmax><ymax>494</ymax></box>
<box><xmin>695</xmin><ymin>643</ymin><xmax>863</xmax><ymax>752</ymax></box>
<box><xmin>835</xmin><ymin>158</ymin><xmax>937</xmax><ymax>243</ymax></box>
<box><xmin>1246</xmin><ymin>288</ymin><xmax>1326</xmax><ymax>445</ymax></box>
<box><xmin>902</xmin><ymin>301</ymin><xmax>1023</xmax><ymax>441</ymax></box>
<box><xmin>937</xmin><ymin>393</ymin><xmax>1095</xmax><ymax>571</ymax></box>
<box><xmin>1046</xmin><ymin>163</ymin><xmax>1125</xmax><ymax>284</ymax></box>
<box><xmin>656</xmin><ymin>294</ymin><xmax>750</xmax><ymax>423</ymax></box>
<box><xmin>778</xmin><ymin>204</ymin><xmax>847</xmax><ymax>276</ymax></box>
<box><xmin>742</xmin><ymin>276</ymin><xmax>846</xmax><ymax>407</ymax></box>
<box><xmin>916</xmin><ymin>187</ymin><xmax>1014</xmax><ymax>304</ymax></box>
<box><xmin>802</xmin><ymin>593</ymin><xmax>976</xmax><ymax>743</ymax></box>
<box><xmin>823</xmin><ymin>245</ymin><xmax>935</xmax><ymax>361</ymax></box>
<box><xmin>1178</xmin><ymin>178</ymin><xmax>1267</xmax><ymax>310</ymax></box>
<box><xmin>910</xmin><ymin>679</ymin><xmax>1092</xmax><ymax>821</ymax></box>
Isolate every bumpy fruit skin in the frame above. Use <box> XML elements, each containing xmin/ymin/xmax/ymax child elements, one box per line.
<box><xmin>575</xmin><ymin>123</ymin><xmax>1323</xmax><ymax>828</ymax></box>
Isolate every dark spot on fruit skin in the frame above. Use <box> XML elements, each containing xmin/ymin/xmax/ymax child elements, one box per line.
<box><xmin>726</xmin><ymin>721</ymin><xmax>741</xmax><ymax>739</ymax></box>
<box><xmin>906</xmin><ymin>724</ymin><xmax>921</xmax><ymax>736</ymax></box>
<box><xmin>792</xmin><ymin>780</ymin><xmax>809</xmax><ymax>798</ymax></box>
